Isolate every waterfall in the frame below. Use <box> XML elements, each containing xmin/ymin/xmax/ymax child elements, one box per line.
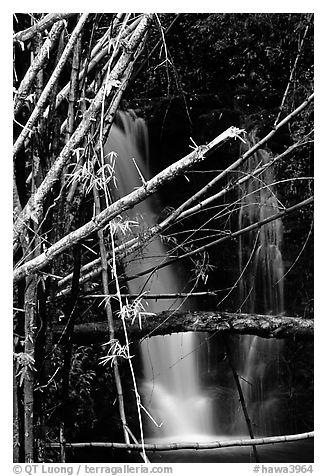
<box><xmin>105</xmin><ymin>111</ymin><xmax>214</xmax><ymax>441</ymax></box>
<box><xmin>236</xmin><ymin>132</ymin><xmax>285</xmax><ymax>436</ymax></box>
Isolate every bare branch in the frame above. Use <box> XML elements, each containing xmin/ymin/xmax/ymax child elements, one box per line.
<box><xmin>13</xmin><ymin>13</ymin><xmax>77</xmax><ymax>44</ymax></box>
<box><xmin>47</xmin><ymin>431</ymin><xmax>313</xmax><ymax>451</ymax></box>
<box><xmin>13</xmin><ymin>14</ymin><xmax>90</xmax><ymax>158</ymax></box>
<box><xmin>13</xmin><ymin>126</ymin><xmax>242</xmax><ymax>282</ymax></box>
<box><xmin>14</xmin><ymin>20</ymin><xmax>65</xmax><ymax>116</ymax></box>
<box><xmin>122</xmin><ymin>196</ymin><xmax>313</xmax><ymax>288</ymax></box>
<box><xmin>13</xmin><ymin>14</ymin><xmax>154</xmax><ymax>247</ymax></box>
<box><xmin>57</xmin><ymin>114</ymin><xmax>313</xmax><ymax>292</ymax></box>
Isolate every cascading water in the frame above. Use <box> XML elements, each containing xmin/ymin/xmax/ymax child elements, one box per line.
<box><xmin>236</xmin><ymin>132</ymin><xmax>285</xmax><ymax>436</ymax></box>
<box><xmin>95</xmin><ymin>114</ymin><xmax>313</xmax><ymax>463</ymax></box>
<box><xmin>105</xmin><ymin>111</ymin><xmax>214</xmax><ymax>441</ymax></box>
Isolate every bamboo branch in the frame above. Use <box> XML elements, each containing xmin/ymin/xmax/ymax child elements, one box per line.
<box><xmin>13</xmin><ymin>14</ymin><xmax>90</xmax><ymax>159</ymax></box>
<box><xmin>13</xmin><ymin>125</ymin><xmax>241</xmax><ymax>282</ymax></box>
<box><xmin>81</xmin><ymin>291</ymin><xmax>221</xmax><ymax>299</ymax></box>
<box><xmin>66</xmin><ymin>35</ymin><xmax>82</xmax><ymax>138</ymax></box>
<box><xmin>57</xmin><ymin>191</ymin><xmax>312</xmax><ymax>298</ymax></box>
<box><xmin>175</xmin><ymin>142</ymin><xmax>304</xmax><ymax>223</ymax></box>
<box><xmin>173</xmin><ymin>94</ymin><xmax>313</xmax><ymax>229</ymax></box>
<box><xmin>23</xmin><ymin>274</ymin><xmax>38</xmax><ymax>462</ymax></box>
<box><xmin>93</xmin><ymin>185</ymin><xmax>131</xmax><ymax>447</ymax></box>
<box><xmin>59</xmin><ymin>243</ymin><xmax>82</xmax><ymax>463</ymax></box>
<box><xmin>57</xmin><ymin>110</ymin><xmax>313</xmax><ymax>292</ymax></box>
<box><xmin>52</xmin><ymin>15</ymin><xmax>141</xmax><ymax>116</ymax></box>
<box><xmin>13</xmin><ymin>13</ymin><xmax>77</xmax><ymax>44</ymax></box>
<box><xmin>120</xmin><ymin>196</ymin><xmax>313</xmax><ymax>288</ymax></box>
<box><xmin>56</xmin><ymin>194</ymin><xmax>312</xmax><ymax>296</ymax></box>
<box><xmin>13</xmin><ymin>13</ymin><xmax>154</xmax><ymax>249</ymax></box>
<box><xmin>14</xmin><ymin>20</ymin><xmax>65</xmax><ymax>116</ymax></box>
<box><xmin>47</xmin><ymin>431</ymin><xmax>314</xmax><ymax>451</ymax></box>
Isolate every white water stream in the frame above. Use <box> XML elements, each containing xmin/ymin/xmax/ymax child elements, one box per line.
<box><xmin>105</xmin><ymin>112</ymin><xmax>214</xmax><ymax>441</ymax></box>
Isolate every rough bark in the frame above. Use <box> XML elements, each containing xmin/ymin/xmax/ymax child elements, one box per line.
<box><xmin>53</xmin><ymin>311</ymin><xmax>313</xmax><ymax>344</ymax></box>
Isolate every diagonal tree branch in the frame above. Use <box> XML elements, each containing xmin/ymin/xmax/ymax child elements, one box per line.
<box><xmin>13</xmin><ymin>14</ymin><xmax>90</xmax><ymax>159</ymax></box>
<box><xmin>113</xmin><ymin>196</ymin><xmax>313</xmax><ymax>289</ymax></box>
<box><xmin>13</xmin><ymin>13</ymin><xmax>77</xmax><ymax>44</ymax></box>
<box><xmin>56</xmin><ymin>97</ymin><xmax>314</xmax><ymax>292</ymax></box>
<box><xmin>14</xmin><ymin>20</ymin><xmax>65</xmax><ymax>116</ymax></box>
<box><xmin>13</xmin><ymin>126</ymin><xmax>242</xmax><ymax>282</ymax></box>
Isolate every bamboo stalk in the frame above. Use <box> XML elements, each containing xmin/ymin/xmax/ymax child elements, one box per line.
<box><xmin>13</xmin><ymin>14</ymin><xmax>154</xmax><ymax>247</ymax></box>
<box><xmin>59</xmin><ymin>243</ymin><xmax>82</xmax><ymax>463</ymax></box>
<box><xmin>14</xmin><ymin>20</ymin><xmax>64</xmax><ymax>116</ymax></box>
<box><xmin>56</xmin><ymin>194</ymin><xmax>312</xmax><ymax>296</ymax></box>
<box><xmin>13</xmin><ymin>125</ymin><xmax>241</xmax><ymax>282</ymax></box>
<box><xmin>46</xmin><ymin>430</ymin><xmax>314</xmax><ymax>451</ymax></box>
<box><xmin>66</xmin><ymin>35</ymin><xmax>82</xmax><ymax>139</ymax></box>
<box><xmin>13</xmin><ymin>13</ymin><xmax>77</xmax><ymax>44</ymax></box>
<box><xmin>13</xmin><ymin>341</ymin><xmax>20</xmax><ymax>462</ymax></box>
<box><xmin>13</xmin><ymin>14</ymin><xmax>90</xmax><ymax>159</ymax></box>
<box><xmin>53</xmin><ymin>14</ymin><xmax>141</xmax><ymax>115</ymax></box>
<box><xmin>93</xmin><ymin>185</ymin><xmax>130</xmax><ymax>447</ymax></box>
<box><xmin>57</xmin><ymin>122</ymin><xmax>313</xmax><ymax>293</ymax></box>
<box><xmin>23</xmin><ymin>275</ymin><xmax>37</xmax><ymax>462</ymax></box>
<box><xmin>108</xmin><ymin>197</ymin><xmax>314</xmax><ymax>288</ymax></box>
<box><xmin>81</xmin><ymin>291</ymin><xmax>221</xmax><ymax>299</ymax></box>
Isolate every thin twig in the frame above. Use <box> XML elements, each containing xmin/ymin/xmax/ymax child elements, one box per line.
<box><xmin>223</xmin><ymin>337</ymin><xmax>260</xmax><ymax>462</ymax></box>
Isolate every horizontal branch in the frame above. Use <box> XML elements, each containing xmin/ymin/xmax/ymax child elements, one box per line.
<box><xmin>54</xmin><ymin>311</ymin><xmax>314</xmax><ymax>344</ymax></box>
<box><xmin>47</xmin><ymin>431</ymin><xmax>313</xmax><ymax>452</ymax></box>
<box><xmin>13</xmin><ymin>126</ymin><xmax>242</xmax><ymax>282</ymax></box>
<box><xmin>81</xmin><ymin>291</ymin><xmax>220</xmax><ymax>299</ymax></box>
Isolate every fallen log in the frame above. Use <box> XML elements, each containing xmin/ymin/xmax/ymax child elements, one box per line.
<box><xmin>54</xmin><ymin>311</ymin><xmax>313</xmax><ymax>344</ymax></box>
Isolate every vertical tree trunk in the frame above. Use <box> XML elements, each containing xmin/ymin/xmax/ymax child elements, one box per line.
<box><xmin>59</xmin><ymin>244</ymin><xmax>82</xmax><ymax>462</ymax></box>
<box><xmin>93</xmin><ymin>186</ymin><xmax>131</xmax><ymax>445</ymax></box>
<box><xmin>13</xmin><ymin>342</ymin><xmax>20</xmax><ymax>462</ymax></box>
<box><xmin>24</xmin><ymin>275</ymin><xmax>38</xmax><ymax>462</ymax></box>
